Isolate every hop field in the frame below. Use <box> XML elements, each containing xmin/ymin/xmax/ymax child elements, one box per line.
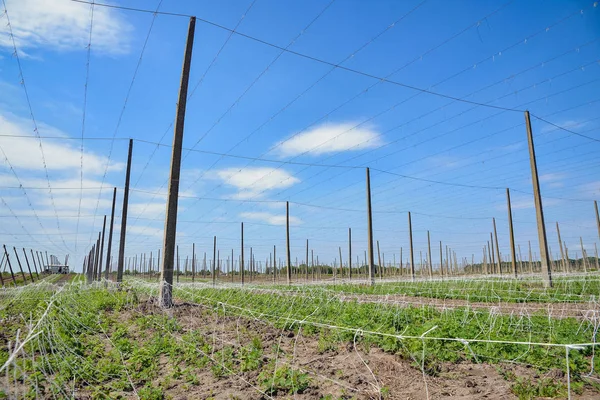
<box><xmin>1</xmin><ymin>274</ymin><xmax>600</xmax><ymax>399</ymax></box>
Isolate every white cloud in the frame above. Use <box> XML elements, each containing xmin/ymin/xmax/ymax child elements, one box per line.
<box><xmin>578</xmin><ymin>181</ymin><xmax>600</xmax><ymax>197</ymax></box>
<box><xmin>240</xmin><ymin>211</ymin><xmax>302</xmax><ymax>226</ymax></box>
<box><xmin>275</xmin><ymin>122</ymin><xmax>383</xmax><ymax>157</ymax></box>
<box><xmin>0</xmin><ymin>0</ymin><xmax>132</xmax><ymax>55</ymax></box>
<box><xmin>214</xmin><ymin>167</ymin><xmax>299</xmax><ymax>199</ymax></box>
<box><xmin>129</xmin><ymin>202</ymin><xmax>166</xmax><ymax>216</ymax></box>
<box><xmin>0</xmin><ymin>113</ymin><xmax>124</xmax><ymax>174</ymax></box>
<box><xmin>540</xmin><ymin>119</ymin><xmax>589</xmax><ymax>134</ymax></box>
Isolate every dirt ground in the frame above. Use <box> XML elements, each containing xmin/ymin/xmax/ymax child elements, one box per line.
<box><xmin>122</xmin><ymin>301</ymin><xmax>599</xmax><ymax>399</ymax></box>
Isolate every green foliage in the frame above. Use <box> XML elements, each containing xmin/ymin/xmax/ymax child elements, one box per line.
<box><xmin>258</xmin><ymin>362</ymin><xmax>310</xmax><ymax>395</ymax></box>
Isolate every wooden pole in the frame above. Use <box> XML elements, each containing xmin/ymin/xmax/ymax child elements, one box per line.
<box><xmin>213</xmin><ymin>236</ymin><xmax>217</xmax><ymax>286</ymax></box>
<box><xmin>30</xmin><ymin>249</ymin><xmax>39</xmax><ymax>278</ymax></box>
<box><xmin>595</xmin><ymin>201</ymin><xmax>600</xmax><ymax>241</ymax></box>
<box><xmin>286</xmin><ymin>201</ymin><xmax>291</xmax><ymax>285</ymax></box>
<box><xmin>241</xmin><ymin>222</ymin><xmax>245</xmax><ymax>285</ymax></box>
<box><xmin>439</xmin><ymin>241</ymin><xmax>443</xmax><ymax>279</ymax></box>
<box><xmin>348</xmin><ymin>228</ymin><xmax>352</xmax><ymax>280</ymax></box>
<box><xmin>22</xmin><ymin>248</ymin><xmax>34</xmax><ymax>282</ymax></box>
<box><xmin>117</xmin><ymin>139</ymin><xmax>133</xmax><ymax>283</ymax></box>
<box><xmin>408</xmin><ymin>212</ymin><xmax>415</xmax><ymax>281</ymax></box>
<box><xmin>4</xmin><ymin>245</ymin><xmax>17</xmax><ymax>285</ymax></box>
<box><xmin>493</xmin><ymin>218</ymin><xmax>501</xmax><ymax>276</ymax></box>
<box><xmin>338</xmin><ymin>246</ymin><xmax>343</xmax><ymax>279</ymax></box>
<box><xmin>524</xmin><ymin>111</ymin><xmax>552</xmax><ymax>286</ymax></box>
<box><xmin>528</xmin><ymin>241</ymin><xmax>533</xmax><ymax>273</ymax></box>
<box><xmin>306</xmin><ymin>239</ymin><xmax>309</xmax><ymax>281</ymax></box>
<box><xmin>580</xmin><ymin>237</ymin><xmax>588</xmax><ymax>273</ymax></box>
<box><xmin>176</xmin><ymin>245</ymin><xmax>180</xmax><ymax>283</ymax></box>
<box><xmin>556</xmin><ymin>222</ymin><xmax>567</xmax><ymax>273</ymax></box>
<box><xmin>427</xmin><ymin>231</ymin><xmax>433</xmax><ymax>279</ymax></box>
<box><xmin>12</xmin><ymin>247</ymin><xmax>27</xmax><ymax>283</ymax></box>
<box><xmin>98</xmin><ymin>215</ymin><xmax>106</xmax><ymax>280</ymax></box>
<box><xmin>506</xmin><ymin>189</ymin><xmax>517</xmax><ymax>278</ymax></box>
<box><xmin>273</xmin><ymin>245</ymin><xmax>276</xmax><ymax>283</ymax></box>
<box><xmin>159</xmin><ymin>16</ymin><xmax>196</xmax><ymax>307</ymax></box>
<box><xmin>366</xmin><ymin>168</ymin><xmax>375</xmax><ymax>285</ymax></box>
<box><xmin>377</xmin><ymin>240</ymin><xmax>382</xmax><ymax>281</ymax></box>
<box><xmin>105</xmin><ymin>187</ymin><xmax>117</xmax><ymax>281</ymax></box>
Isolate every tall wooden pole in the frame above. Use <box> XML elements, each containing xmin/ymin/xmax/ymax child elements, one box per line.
<box><xmin>98</xmin><ymin>215</ymin><xmax>107</xmax><ymax>280</ymax></box>
<box><xmin>427</xmin><ymin>231</ymin><xmax>433</xmax><ymax>279</ymax></box>
<box><xmin>286</xmin><ymin>201</ymin><xmax>292</xmax><ymax>285</ymax></box>
<box><xmin>213</xmin><ymin>236</ymin><xmax>217</xmax><ymax>286</ymax></box>
<box><xmin>105</xmin><ymin>188</ymin><xmax>117</xmax><ymax>281</ymax></box>
<box><xmin>4</xmin><ymin>245</ymin><xmax>16</xmax><ymax>286</ymax></box>
<box><xmin>580</xmin><ymin>237</ymin><xmax>588</xmax><ymax>273</ymax></box>
<box><xmin>273</xmin><ymin>245</ymin><xmax>276</xmax><ymax>283</ymax></box>
<box><xmin>377</xmin><ymin>240</ymin><xmax>382</xmax><ymax>280</ymax></box>
<box><xmin>22</xmin><ymin>248</ymin><xmax>34</xmax><ymax>282</ymax></box>
<box><xmin>94</xmin><ymin>233</ymin><xmax>101</xmax><ymax>280</ymax></box>
<box><xmin>348</xmin><ymin>228</ymin><xmax>352</xmax><ymax>280</ymax></box>
<box><xmin>176</xmin><ymin>245</ymin><xmax>180</xmax><ymax>283</ymax></box>
<box><xmin>493</xmin><ymin>218</ymin><xmax>501</xmax><ymax>276</ymax></box>
<box><xmin>30</xmin><ymin>249</ymin><xmax>39</xmax><ymax>278</ymax></box>
<box><xmin>506</xmin><ymin>189</ymin><xmax>517</xmax><ymax>278</ymax></box>
<box><xmin>117</xmin><ymin>139</ymin><xmax>133</xmax><ymax>283</ymax></box>
<box><xmin>240</xmin><ymin>222</ymin><xmax>245</xmax><ymax>285</ymax></box>
<box><xmin>557</xmin><ymin>222</ymin><xmax>567</xmax><ymax>273</ymax></box>
<box><xmin>595</xmin><ymin>201</ymin><xmax>600</xmax><ymax>241</ymax></box>
<box><xmin>305</xmin><ymin>239</ymin><xmax>309</xmax><ymax>281</ymax></box>
<box><xmin>408</xmin><ymin>212</ymin><xmax>415</xmax><ymax>281</ymax></box>
<box><xmin>524</xmin><ymin>111</ymin><xmax>552</xmax><ymax>287</ymax></box>
<box><xmin>13</xmin><ymin>247</ymin><xmax>27</xmax><ymax>283</ymax></box>
<box><xmin>159</xmin><ymin>17</ymin><xmax>196</xmax><ymax>307</ymax></box>
<box><xmin>439</xmin><ymin>241</ymin><xmax>443</xmax><ymax>279</ymax></box>
<box><xmin>366</xmin><ymin>168</ymin><xmax>375</xmax><ymax>285</ymax></box>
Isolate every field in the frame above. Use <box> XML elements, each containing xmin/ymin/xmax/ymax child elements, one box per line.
<box><xmin>2</xmin><ymin>274</ymin><xmax>600</xmax><ymax>399</ymax></box>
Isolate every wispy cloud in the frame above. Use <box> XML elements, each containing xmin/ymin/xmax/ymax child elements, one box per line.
<box><xmin>539</xmin><ymin>119</ymin><xmax>589</xmax><ymax>134</ymax></box>
<box><xmin>0</xmin><ymin>0</ymin><xmax>132</xmax><ymax>56</ymax></box>
<box><xmin>240</xmin><ymin>211</ymin><xmax>302</xmax><ymax>226</ymax></box>
<box><xmin>214</xmin><ymin>167</ymin><xmax>299</xmax><ymax>199</ymax></box>
<box><xmin>275</xmin><ymin>122</ymin><xmax>383</xmax><ymax>157</ymax></box>
<box><xmin>0</xmin><ymin>113</ymin><xmax>124</xmax><ymax>174</ymax></box>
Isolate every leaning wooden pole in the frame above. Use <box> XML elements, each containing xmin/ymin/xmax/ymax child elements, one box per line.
<box><xmin>12</xmin><ymin>247</ymin><xmax>27</xmax><ymax>284</ymax></box>
<box><xmin>427</xmin><ymin>230</ymin><xmax>433</xmax><ymax>279</ymax></box>
<box><xmin>286</xmin><ymin>201</ymin><xmax>292</xmax><ymax>285</ymax></box>
<box><xmin>595</xmin><ymin>200</ymin><xmax>600</xmax><ymax>241</ymax></box>
<box><xmin>117</xmin><ymin>139</ymin><xmax>133</xmax><ymax>283</ymax></box>
<box><xmin>493</xmin><ymin>218</ymin><xmax>501</xmax><ymax>276</ymax></box>
<box><xmin>366</xmin><ymin>168</ymin><xmax>375</xmax><ymax>286</ymax></box>
<box><xmin>212</xmin><ymin>236</ymin><xmax>217</xmax><ymax>286</ymax></box>
<box><xmin>348</xmin><ymin>228</ymin><xmax>352</xmax><ymax>280</ymax></box>
<box><xmin>105</xmin><ymin>188</ymin><xmax>117</xmax><ymax>281</ymax></box>
<box><xmin>506</xmin><ymin>188</ymin><xmax>517</xmax><ymax>278</ymax></box>
<box><xmin>30</xmin><ymin>249</ymin><xmax>39</xmax><ymax>278</ymax></box>
<box><xmin>241</xmin><ymin>222</ymin><xmax>245</xmax><ymax>285</ymax></box>
<box><xmin>557</xmin><ymin>222</ymin><xmax>567</xmax><ymax>273</ymax></box>
<box><xmin>524</xmin><ymin>111</ymin><xmax>552</xmax><ymax>287</ymax></box>
<box><xmin>4</xmin><ymin>245</ymin><xmax>17</xmax><ymax>286</ymax></box>
<box><xmin>408</xmin><ymin>212</ymin><xmax>415</xmax><ymax>281</ymax></box>
<box><xmin>98</xmin><ymin>215</ymin><xmax>107</xmax><ymax>280</ymax></box>
<box><xmin>22</xmin><ymin>248</ymin><xmax>34</xmax><ymax>282</ymax></box>
<box><xmin>159</xmin><ymin>17</ymin><xmax>196</xmax><ymax>307</ymax></box>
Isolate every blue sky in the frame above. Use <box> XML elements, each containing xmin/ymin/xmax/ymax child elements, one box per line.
<box><xmin>0</xmin><ymin>0</ymin><xmax>599</xmax><ymax>272</ymax></box>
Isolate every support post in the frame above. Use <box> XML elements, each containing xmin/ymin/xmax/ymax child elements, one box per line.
<box><xmin>408</xmin><ymin>211</ymin><xmax>415</xmax><ymax>281</ymax></box>
<box><xmin>506</xmin><ymin>188</ymin><xmax>517</xmax><ymax>278</ymax></box>
<box><xmin>348</xmin><ymin>228</ymin><xmax>352</xmax><ymax>280</ymax></box>
<box><xmin>22</xmin><ymin>248</ymin><xmax>34</xmax><ymax>282</ymax></box>
<box><xmin>98</xmin><ymin>215</ymin><xmax>106</xmax><ymax>280</ymax></box>
<box><xmin>493</xmin><ymin>218</ymin><xmax>501</xmax><ymax>276</ymax></box>
<box><xmin>241</xmin><ymin>222</ymin><xmax>245</xmax><ymax>285</ymax></box>
<box><xmin>159</xmin><ymin>16</ymin><xmax>196</xmax><ymax>307</ymax></box>
<box><xmin>286</xmin><ymin>201</ymin><xmax>291</xmax><ymax>285</ymax></box>
<box><xmin>427</xmin><ymin>230</ymin><xmax>433</xmax><ymax>279</ymax></box>
<box><xmin>117</xmin><ymin>139</ymin><xmax>133</xmax><ymax>283</ymax></box>
<box><xmin>557</xmin><ymin>222</ymin><xmax>567</xmax><ymax>273</ymax></box>
<box><xmin>13</xmin><ymin>247</ymin><xmax>27</xmax><ymax>283</ymax></box>
<box><xmin>306</xmin><ymin>239</ymin><xmax>309</xmax><ymax>281</ymax></box>
<box><xmin>4</xmin><ymin>245</ymin><xmax>17</xmax><ymax>285</ymax></box>
<box><xmin>105</xmin><ymin>187</ymin><xmax>117</xmax><ymax>281</ymax></box>
<box><xmin>439</xmin><ymin>241</ymin><xmax>443</xmax><ymax>279</ymax></box>
<box><xmin>366</xmin><ymin>168</ymin><xmax>375</xmax><ymax>285</ymax></box>
<box><xmin>213</xmin><ymin>236</ymin><xmax>217</xmax><ymax>286</ymax></box>
<box><xmin>30</xmin><ymin>249</ymin><xmax>39</xmax><ymax>278</ymax></box>
<box><xmin>524</xmin><ymin>110</ymin><xmax>552</xmax><ymax>287</ymax></box>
